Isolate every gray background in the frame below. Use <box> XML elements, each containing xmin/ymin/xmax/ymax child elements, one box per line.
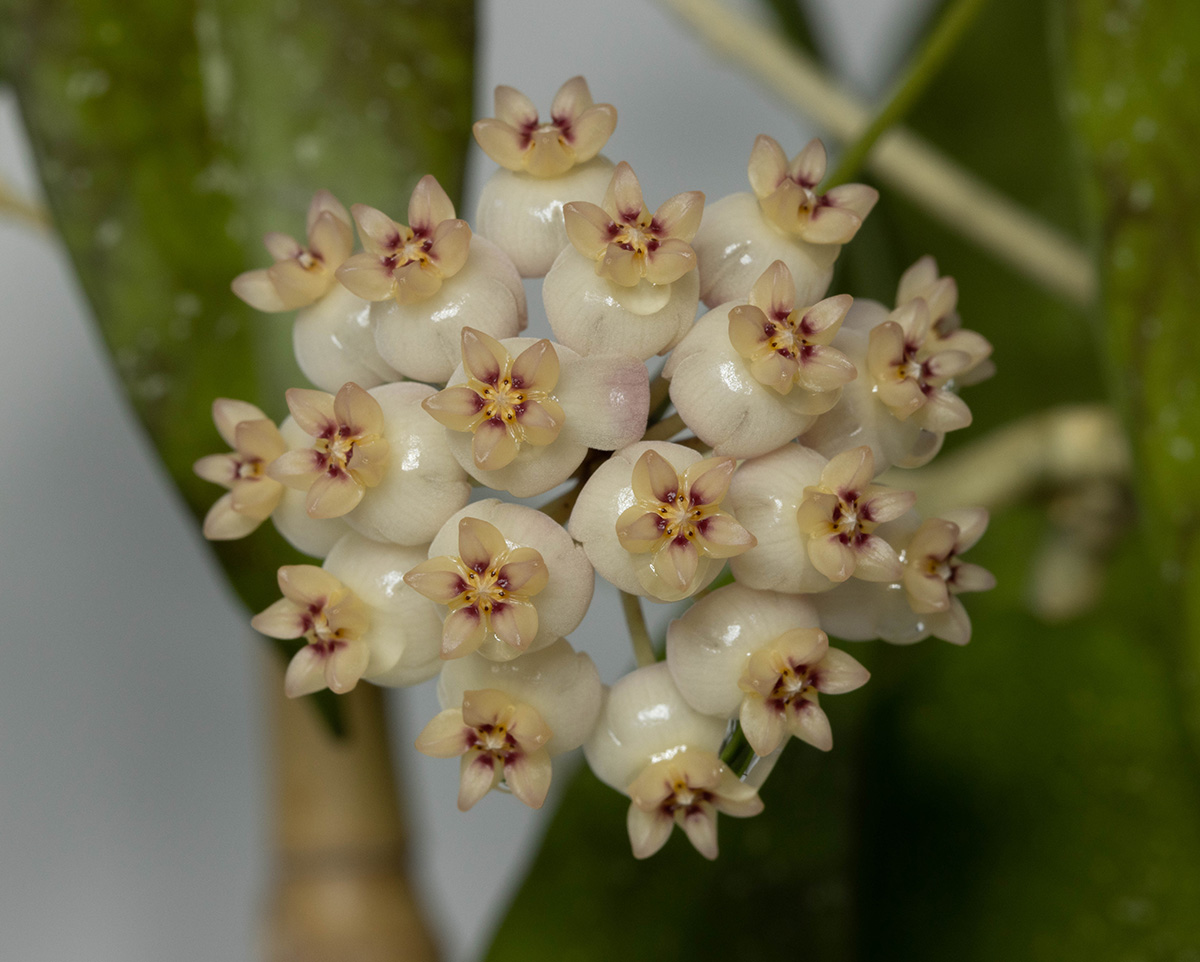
<box><xmin>0</xmin><ymin>0</ymin><xmax>926</xmax><ymax>958</ymax></box>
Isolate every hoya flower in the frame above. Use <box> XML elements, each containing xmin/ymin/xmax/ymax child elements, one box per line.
<box><xmin>813</xmin><ymin>507</ymin><xmax>996</xmax><ymax>645</ymax></box>
<box><xmin>667</xmin><ymin>584</ymin><xmax>868</xmax><ymax>756</ymax></box>
<box><xmin>474</xmin><ymin>77</ymin><xmax>617</xmax><ymax>278</ymax></box>
<box><xmin>290</xmin><ymin>284</ymin><xmax>401</xmax><ymax>394</ymax></box>
<box><xmin>664</xmin><ymin>260</ymin><xmax>857</xmax><ymax>458</ymax></box>
<box><xmin>693</xmin><ymin>135</ymin><xmax>878</xmax><ymax>309</ymax></box>
<box><xmin>251</xmin><ymin>534</ymin><xmax>442</xmax><ymax>697</ymax></box>
<box><xmin>193</xmin><ymin>399</ymin><xmax>286</xmax><ymax>540</ymax></box>
<box><xmin>544</xmin><ymin>162</ymin><xmax>703</xmax><ymax>360</ymax></box>
<box><xmin>423</xmin><ymin>329</ymin><xmax>648</xmax><ymax>497</ymax></box>
<box><xmin>405</xmin><ymin>501</ymin><xmax>594</xmax><ymax>661</ymax></box>
<box><xmin>569</xmin><ymin>442</ymin><xmax>756</xmax><ymax>603</ymax></box>
<box><xmin>726</xmin><ymin>443</ymin><xmax>913</xmax><ymax>593</ymax></box>
<box><xmin>418</xmin><ymin>639</ymin><xmax>602</xmax><ymax>810</ymax></box>
<box><xmin>232</xmin><ymin>189</ymin><xmax>354</xmax><ymax>312</ymax></box>
<box><xmin>896</xmin><ymin>256</ymin><xmax>994</xmax><ymax>386</ymax></box>
<box><xmin>585</xmin><ymin>663</ymin><xmax>763</xmax><ymax>860</ymax></box>
<box><xmin>269</xmin><ymin>381</ymin><xmax>470</xmax><ymax>546</ymax></box>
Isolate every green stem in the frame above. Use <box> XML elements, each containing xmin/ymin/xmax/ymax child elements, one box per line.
<box><xmin>620</xmin><ymin>591</ymin><xmax>657</xmax><ymax>668</ymax></box>
<box><xmin>720</xmin><ymin>721</ymin><xmax>757</xmax><ymax>777</ymax></box>
<box><xmin>643</xmin><ymin>411</ymin><xmax>686</xmax><ymax>441</ymax></box>
<box><xmin>826</xmin><ymin>0</ymin><xmax>990</xmax><ymax>187</ymax></box>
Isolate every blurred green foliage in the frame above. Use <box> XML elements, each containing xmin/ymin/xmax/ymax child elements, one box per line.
<box><xmin>486</xmin><ymin>1</ymin><xmax>1200</xmax><ymax>959</ymax></box>
<box><xmin>2</xmin><ymin>0</ymin><xmax>475</xmax><ymax>726</ymax></box>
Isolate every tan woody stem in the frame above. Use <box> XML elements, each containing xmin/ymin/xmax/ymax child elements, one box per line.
<box><xmin>263</xmin><ymin>650</ymin><xmax>439</xmax><ymax>962</ymax></box>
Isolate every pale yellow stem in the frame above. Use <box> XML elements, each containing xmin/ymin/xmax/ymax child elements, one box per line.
<box><xmin>655</xmin><ymin>0</ymin><xmax>1096</xmax><ymax>307</ymax></box>
<box><xmin>0</xmin><ymin>176</ymin><xmax>51</xmax><ymax>230</ymax></box>
<box><xmin>621</xmin><ymin>591</ymin><xmax>658</xmax><ymax>667</ymax></box>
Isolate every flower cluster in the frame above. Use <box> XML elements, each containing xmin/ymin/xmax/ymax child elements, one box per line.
<box><xmin>197</xmin><ymin>76</ymin><xmax>995</xmax><ymax>859</ymax></box>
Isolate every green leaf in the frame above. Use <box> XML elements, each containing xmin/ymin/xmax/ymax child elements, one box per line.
<box><xmin>3</xmin><ymin>0</ymin><xmax>475</xmax><ymax>728</ymax></box>
<box><xmin>1061</xmin><ymin>0</ymin><xmax>1200</xmax><ymax>746</ymax></box>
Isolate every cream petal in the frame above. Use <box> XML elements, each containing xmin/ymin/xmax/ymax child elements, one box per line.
<box><xmin>308</xmin><ymin>211</ymin><xmax>353</xmax><ymax>267</ymax></box>
<box><xmin>563</xmin><ymin>201</ymin><xmax>615</xmax><ymax>260</ymax></box>
<box><xmin>803</xmin><ymin>204</ymin><xmax>862</xmax><ymax>244</ymax></box>
<box><xmin>632</xmin><ymin>448</ymin><xmax>681</xmax><ymax>504</ymax></box>
<box><xmin>268</xmin><ymin>448</ymin><xmax>323</xmax><ymax>489</ymax></box>
<box><xmin>473</xmin><ymin>119</ymin><xmax>528</xmax><ymax>171</ymax></box>
<box><xmin>788</xmin><ymin>138</ymin><xmax>827</xmax><ymax>188</ymax></box>
<box><xmin>333</xmin><ymin>382</ymin><xmax>384</xmax><ymax>436</ymax></box>
<box><xmin>654</xmin><ymin>191</ymin><xmax>705</xmax><ymax>243</ymax></box>
<box><xmin>284</xmin><ymin>646</ymin><xmax>332</xmax><ymax>698</ymax></box>
<box><xmin>740</xmin><ymin>695</ymin><xmax>785</xmax><ymax>756</ymax></box>
<box><xmin>263</xmin><ymin>230</ymin><xmax>302</xmax><ymax>261</ymax></box>
<box><xmin>824</xmin><ymin>182</ymin><xmax>879</xmax><ymax>219</ymax></box>
<box><xmin>728</xmin><ymin>304</ymin><xmax>771</xmax><ymax>357</ymax></box>
<box><xmin>457</xmin><ymin>516</ymin><xmax>508</xmax><ymax>570</ymax></box>
<box><xmin>408</xmin><ymin>174</ymin><xmax>457</xmax><ymax>231</ymax></box>
<box><xmin>808</xmin><ymin>535</ymin><xmax>856</xmax><ymax>583</ymax></box>
<box><xmin>510</xmin><ymin>338</ymin><xmax>559</xmax><ymax>392</ymax></box>
<box><xmin>936</xmin><ymin>328</ymin><xmax>992</xmax><ymax>367</ymax></box>
<box><xmin>515</xmin><ymin>399</ymin><xmax>563</xmax><ymax>446</ymax></box>
<box><xmin>325</xmin><ymin>641</ymin><xmax>369</xmax><ymax>694</ymax></box>
<box><xmin>944</xmin><ymin>507</ymin><xmax>990</xmax><ymax>551</ymax></box>
<box><xmin>550</xmin><ymin>75</ymin><xmax>593</xmax><ymax>120</ymax></box>
<box><xmin>758</xmin><ymin>180</ymin><xmax>808</xmax><ymax>234</ymax></box>
<box><xmin>194</xmin><ymin>453</ymin><xmax>239</xmax><ymax>487</ymax></box>
<box><xmin>235</xmin><ymin>418</ymin><xmax>286</xmax><ymax>461</ymax></box>
<box><xmin>461</xmin><ymin>688</ymin><xmax>513</xmax><ymax>728</ymax></box>
<box><xmin>914</xmin><ymin>388</ymin><xmax>973</xmax><ymax>433</ymax></box>
<box><xmin>351</xmin><ymin>203</ymin><xmax>404</xmax><ymax>254</ymax></box>
<box><xmin>570</xmin><ymin>104</ymin><xmax>617</xmax><ymax>162</ymax></box>
<box><xmin>801</xmin><ymin>293</ymin><xmax>853</xmax><ymax>337</ymax></box>
<box><xmin>231</xmin><ymin>268</ymin><xmax>288</xmax><ymax>312</ymax></box>
<box><xmin>813</xmin><ymin>648</ymin><xmax>870</xmax><ymax>694</ymax></box>
<box><xmin>414</xmin><ymin>709</ymin><xmax>471</xmax><ymax>758</ymax></box>
<box><xmin>230</xmin><ymin>477</ymin><xmax>281</xmax><ymax>518</ymax></box>
<box><xmin>504</xmin><ymin>749</ymin><xmax>552</xmax><ymax>809</ymax></box>
<box><xmin>853</xmin><ymin>534</ymin><xmax>904</xmax><ymax>582</ymax></box>
<box><xmin>681</xmin><ymin>804</ymin><xmax>720</xmax><ymax>860</ymax></box>
<box><xmin>442</xmin><ymin>606</ymin><xmax>487</xmax><ymax>659</ymax></box>
<box><xmin>861</xmin><ymin>485</ymin><xmax>917</xmax><ymax>524</ymax></box>
<box><xmin>472</xmin><ymin>417</ymin><xmax>520</xmax><ymax>470</ymax></box>
<box><xmin>867</xmin><ymin>319</ymin><xmax>906</xmax><ymax>371</ymax></box>
<box><xmin>894</xmin><ymin>299</ymin><xmax>931</xmax><ymax>343</ymax></box>
<box><xmin>930</xmin><ymin>596</ymin><xmax>972</xmax><ymax>645</ymax></box>
<box><xmin>335</xmin><ymin>252</ymin><xmax>397</xmax><ymax>301</ymax></box>
<box><xmin>696</xmin><ymin>514</ymin><xmax>756</xmax><ymax>558</ymax></box>
<box><xmin>423</xmin><ymin>386</ymin><xmax>485</xmax><ymax>431</ymax></box>
<box><xmin>823</xmin><ymin>445</ymin><xmax>876</xmax><ymax>493</ymax></box>
<box><xmin>904</xmin><ymin>566</ymin><xmax>952</xmax><ymax>613</ymax></box>
<box><xmin>458</xmin><ymin>752</ymin><xmax>500</xmax><ymax>811</ymax></box>
<box><xmin>461</xmin><ymin>326</ymin><xmax>509</xmax><ymax>384</ymax></box>
<box><xmin>876</xmin><ymin>376</ymin><xmax>927</xmax><ymax>420</ymax></box>
<box><xmin>494</xmin><ymin>84</ymin><xmax>538</xmax><ymax>127</ymax></box>
<box><xmin>797</xmin><ymin>345</ymin><xmax>857</xmax><ymax>394</ymax></box>
<box><xmin>598</xmin><ymin>245</ymin><xmax>645</xmax><ymax>288</ymax></box>
<box><xmin>497</xmin><ymin>548</ymin><xmax>548</xmax><ymax>594</ymax></box>
<box><xmin>391</xmin><ymin>259</ymin><xmax>444</xmax><ymax>304</ymax></box>
<box><xmin>285</xmin><ymin>388</ymin><xmax>336</xmax><ymax>438</ymax></box>
<box><xmin>213</xmin><ymin>399</ymin><xmax>269</xmax><ymax>447</ymax></box>
<box><xmin>606</xmin><ymin>161</ymin><xmax>645</xmax><ymax>222</ymax></box>
<box><xmin>203</xmin><ymin>493</ymin><xmax>262</xmax><ymax>540</ymax></box>
<box><xmin>307</xmin><ymin>189</ymin><xmax>352</xmax><ymax>234</ymax></box>
<box><xmin>525</xmin><ymin>131</ymin><xmax>575</xmax><ymax>177</ymax></box>
<box><xmin>752</xmin><ymin>259</ymin><xmax>796</xmax><ymax>315</ymax></box>
<box><xmin>787</xmin><ymin>699</ymin><xmax>833</xmax><ymax>751</ymax></box>
<box><xmin>627</xmin><ymin>804</ymin><xmax>673</xmax><ymax>860</ymax></box>
<box><xmin>747</xmin><ymin>134</ymin><xmax>787</xmax><ymax>199</ymax></box>
<box><xmin>306</xmin><ymin>471</ymin><xmax>364</xmax><ymax>518</ymax></box>
<box><xmin>795</xmin><ymin>490</ymin><xmax>839</xmax><ymax>535</ymax></box>
<box><xmin>490</xmin><ymin>600</ymin><xmax>539</xmax><ymax>652</ymax></box>
<box><xmin>643</xmin><ymin>237</ymin><xmax>697</xmax><ymax>286</ymax></box>
<box><xmin>774</xmin><ymin>625</ymin><xmax>828</xmax><ymax>664</ymax></box>
<box><xmin>897</xmin><ymin>255</ymin><xmax>939</xmax><ymax>304</ymax></box>
<box><xmin>712</xmin><ymin>786</ymin><xmax>765</xmax><ymax>818</ymax></box>
<box><xmin>684</xmin><ymin>457</ymin><xmax>735</xmax><ymax>506</ymax></box>
<box><xmin>653</xmin><ymin>537</ymin><xmax>699</xmax><ymax>591</ymax></box>
<box><xmin>279</xmin><ymin>563</ymin><xmax>344</xmax><ymax>604</ymax></box>
<box><xmin>251</xmin><ymin>598</ymin><xmax>305</xmax><ymax>639</ymax></box>
<box><xmin>616</xmin><ymin>508</ymin><xmax>666</xmax><ymax>553</ymax></box>
<box><xmin>952</xmin><ymin>561</ymin><xmax>996</xmax><ymax>594</ymax></box>
<box><xmin>428</xmin><ymin>219</ymin><xmax>471</xmax><ymax>278</ymax></box>
<box><xmin>750</xmin><ymin>352</ymin><xmax>798</xmax><ymax>394</ymax></box>
<box><xmin>924</xmin><ymin>349</ymin><xmax>974</xmax><ymax>381</ymax></box>
<box><xmin>404</xmin><ymin>559</ymin><xmax>469</xmax><ymax>604</ymax></box>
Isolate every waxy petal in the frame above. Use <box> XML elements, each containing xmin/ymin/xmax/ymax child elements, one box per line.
<box><xmin>235</xmin><ymin>418</ymin><xmax>286</xmax><ymax>462</ymax></box>
<box><xmin>251</xmin><ymin>598</ymin><xmax>305</xmax><ymax>639</ymax></box>
<box><xmin>308</xmin><ymin>210</ymin><xmax>353</xmax><ymax>267</ymax></box>
<box><xmin>796</xmin><ymin>344</ymin><xmax>858</xmax><ymax>393</ymax></box>
<box><xmin>408</xmin><ymin>174</ymin><xmax>457</xmax><ymax>231</ymax></box>
<box><xmin>472</xmin><ymin>417</ymin><xmax>520</xmax><ymax>470</ymax></box>
<box><xmin>570</xmin><ymin>104</ymin><xmax>618</xmax><ymax>162</ymax></box>
<box><xmin>414</xmin><ymin>709</ymin><xmax>472</xmax><ymax>758</ymax></box>
<box><xmin>494</xmin><ymin>84</ymin><xmax>538</xmax><ymax>127</ymax></box>
<box><xmin>803</xmin><ymin>204</ymin><xmax>862</xmax><ymax>244</ymax></box>
<box><xmin>351</xmin><ymin>203</ymin><xmax>404</xmax><ymax>254</ymax></box>
<box><xmin>489</xmin><ymin>600</ymin><xmax>539</xmax><ymax>651</ymax></box>
<box><xmin>728</xmin><ymin>304</ymin><xmax>771</xmax><ymax>357</ymax></box>
<box><xmin>333</xmin><ymin>381</ymin><xmax>384</xmax><ymax>436</ymax></box>
<box><xmin>748</xmin><ymin>134</ymin><xmax>788</xmax><ymax>198</ymax></box>
<box><xmin>627</xmin><ymin>805</ymin><xmax>674</xmax><ymax>860</ymax></box>
<box><xmin>695</xmin><ymin>514</ymin><xmax>756</xmax><ymax>558</ymax></box>
<box><xmin>684</xmin><ymin>457</ymin><xmax>736</xmax><ymax>506</ymax></box>
<box><xmin>564</xmin><ymin>201</ymin><xmax>616</xmax><ymax>260</ymax></box>
<box><xmin>391</xmin><ymin>259</ymin><xmax>444</xmax><ymax>304</ymax></box>
<box><xmin>497</xmin><ymin>548</ymin><xmax>549</xmax><ymax>594</ymax></box>
<box><xmin>605</xmin><ymin>161</ymin><xmax>646</xmax><ymax>222</ymax></box>
<box><xmin>428</xmin><ymin>218</ymin><xmax>471</xmax><ymax>278</ymax></box>
<box><xmin>750</xmin><ymin>259</ymin><xmax>796</xmax><ymax>316</ymax></box>
<box><xmin>812</xmin><ymin>648</ymin><xmax>870</xmax><ymax>694</ymax></box>
<box><xmin>214</xmin><ymin>398</ymin><xmax>269</xmax><ymax>447</ymax></box>
<box><xmin>232</xmin><ymin>268</ymin><xmax>288</xmax><ymax>312</ymax></box>
<box><xmin>325</xmin><ymin>641</ymin><xmax>370</xmax><ymax>694</ymax></box>
<box><xmin>788</xmin><ymin>138</ymin><xmax>827</xmax><ymax>188</ymax></box>
<box><xmin>263</xmin><ymin>230</ymin><xmax>302</xmax><ymax>262</ymax></box>
<box><xmin>853</xmin><ymin>534</ymin><xmax>904</xmax><ymax>582</ymax></box>
<box><xmin>616</xmin><ymin>508</ymin><xmax>667</xmax><ymax>553</ymax></box>
<box><xmin>515</xmin><ymin>399</ymin><xmax>563</xmax><ymax>447</ymax></box>
<box><xmin>914</xmin><ymin>388</ymin><xmax>973</xmax><ymax>433</ymax></box>
<box><xmin>306</xmin><ymin>471</ymin><xmax>364</xmax><ymax>519</ymax></box>
<box><xmin>458</xmin><ymin>753</ymin><xmax>500</xmax><ymax>811</ymax></box>
<box><xmin>510</xmin><ymin>338</ymin><xmax>560</xmax><ymax>392</ymax></box>
<box><xmin>861</xmin><ymin>485</ymin><xmax>917</xmax><ymax>524</ymax></box>
<box><xmin>194</xmin><ymin>453</ymin><xmax>239</xmax><ymax>487</ymax></box>
<box><xmin>268</xmin><ymin>448</ymin><xmax>323</xmax><ymax>489</ymax></box>
<box><xmin>822</xmin><ymin>446</ymin><xmax>876</xmax><ymax>494</ymax></box>
<box><xmin>808</xmin><ymin>536</ymin><xmax>857</xmax><ymax>583</ymax></box>
<box><xmin>654</xmin><ymin>190</ymin><xmax>705</xmax><ymax>243</ymax></box>
<box><xmin>681</xmin><ymin>804</ymin><xmax>720</xmax><ymax>860</ymax></box>
<box><xmin>335</xmin><ymin>252</ymin><xmax>398</xmax><ymax>301</ymax></box>
<box><xmin>504</xmin><ymin>749</ymin><xmax>552</xmax><ymax>809</ymax></box>
<box><xmin>824</xmin><ymin>182</ymin><xmax>879</xmax><ymax>219</ymax></box>
<box><xmin>283</xmin><ymin>645</ymin><xmax>330</xmax><ymax>698</ymax></box>
<box><xmin>653</xmin><ymin>537</ymin><xmax>699</xmax><ymax>591</ymax></box>
<box><xmin>278</xmin><ymin>564</ymin><xmax>344</xmax><ymax>605</ymax></box>
<box><xmin>457</xmin><ymin>516</ymin><xmax>509</xmax><ymax>571</ymax></box>
<box><xmin>472</xmin><ymin>119</ymin><xmax>528</xmax><ymax>170</ymax></box>
<box><xmin>953</xmin><ymin>561</ymin><xmax>997</xmax><ymax>594</ymax></box>
<box><xmin>460</xmin><ymin>327</ymin><xmax>508</xmax><ymax>385</ymax></box>
<box><xmin>740</xmin><ymin>695</ymin><xmax>786</xmax><ymax>756</ymax></box>
<box><xmin>787</xmin><ymin>699</ymin><xmax>833</xmax><ymax>751</ymax></box>
<box><xmin>442</xmin><ymin>606</ymin><xmax>487</xmax><ymax>659</ymax></box>
<box><xmin>404</xmin><ymin>557</ymin><xmax>470</xmax><ymax>604</ymax></box>
<box><xmin>202</xmin><ymin>494</ymin><xmax>262</xmax><ymax>540</ymax></box>
<box><xmin>631</xmin><ymin>449</ymin><xmax>681</xmax><ymax>504</ymax></box>
<box><xmin>550</xmin><ymin>75</ymin><xmax>594</xmax><ymax>120</ymax></box>
<box><xmin>285</xmin><ymin>388</ymin><xmax>337</xmax><ymax>438</ymax></box>
<box><xmin>423</xmin><ymin>386</ymin><xmax>485</xmax><ymax>431</ymax></box>
<box><xmin>642</xmin><ymin>237</ymin><xmax>697</xmax><ymax>286</ymax></box>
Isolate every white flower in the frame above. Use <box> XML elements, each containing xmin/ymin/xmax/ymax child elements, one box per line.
<box><xmin>585</xmin><ymin>663</ymin><xmax>762</xmax><ymax>860</ymax></box>
<box><xmin>193</xmin><ymin>399</ymin><xmax>286</xmax><ymax>540</ymax></box>
<box><xmin>268</xmin><ymin>381</ymin><xmax>471</xmax><ymax>546</ymax></box>
<box><xmin>664</xmin><ymin>260</ymin><xmax>857</xmax><ymax>458</ymax></box>
<box><xmin>666</xmin><ymin>583</ymin><xmax>868</xmax><ymax>755</ymax></box>
<box><xmin>693</xmin><ymin>136</ymin><xmax>877</xmax><ymax>309</ymax></box>
<box><xmin>404</xmin><ymin>501</ymin><xmax>594</xmax><ymax>661</ymax></box>
<box><xmin>232</xmin><ymin>190</ymin><xmax>354</xmax><ymax>312</ymax></box>
<box><xmin>422</xmin><ymin>329</ymin><xmax>649</xmax><ymax>496</ymax></box>
<box><xmin>569</xmin><ymin>442</ymin><xmax>756</xmax><ymax>602</ymax></box>
<box><xmin>417</xmin><ymin>639</ymin><xmax>603</xmax><ymax>810</ymax></box>
<box><xmin>251</xmin><ymin>532</ymin><xmax>442</xmax><ymax>696</ymax></box>
<box><xmin>544</xmin><ymin>162</ymin><xmax>702</xmax><ymax>360</ymax></box>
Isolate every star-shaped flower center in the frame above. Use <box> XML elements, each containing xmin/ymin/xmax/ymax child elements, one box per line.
<box><xmin>404</xmin><ymin>516</ymin><xmax>549</xmax><ymax>659</ymax></box>
<box><xmin>423</xmin><ymin>329</ymin><xmax>564</xmax><ymax>471</ymax></box>
<box><xmin>615</xmin><ymin>450</ymin><xmax>756</xmax><ymax>594</ymax></box>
